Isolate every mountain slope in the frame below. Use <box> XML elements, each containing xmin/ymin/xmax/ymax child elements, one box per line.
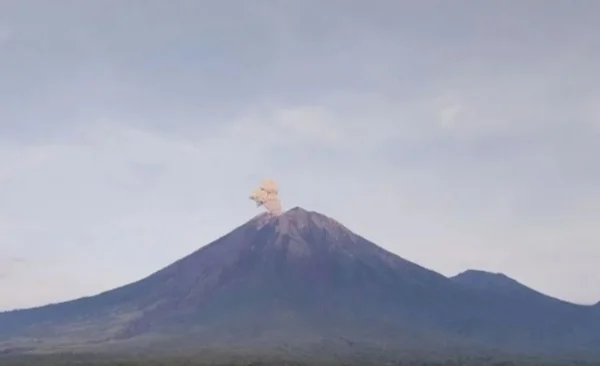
<box><xmin>0</xmin><ymin>208</ymin><xmax>598</xmax><ymax>358</ymax></box>
<box><xmin>452</xmin><ymin>270</ymin><xmax>530</xmax><ymax>292</ymax></box>
<box><xmin>451</xmin><ymin>270</ymin><xmax>571</xmax><ymax>304</ymax></box>
<box><xmin>1</xmin><ymin>208</ymin><xmax>458</xmax><ymax>350</ymax></box>
<box><xmin>450</xmin><ymin>269</ymin><xmax>599</xmax><ymax>350</ymax></box>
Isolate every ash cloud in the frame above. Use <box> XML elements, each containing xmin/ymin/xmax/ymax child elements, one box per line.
<box><xmin>249</xmin><ymin>179</ymin><xmax>282</xmax><ymax>215</ymax></box>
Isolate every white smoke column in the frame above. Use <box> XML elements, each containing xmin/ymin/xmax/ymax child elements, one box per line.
<box><xmin>249</xmin><ymin>179</ymin><xmax>283</xmax><ymax>215</ymax></box>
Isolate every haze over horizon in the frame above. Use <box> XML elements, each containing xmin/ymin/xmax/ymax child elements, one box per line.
<box><xmin>1</xmin><ymin>1</ymin><xmax>599</xmax><ymax>311</ymax></box>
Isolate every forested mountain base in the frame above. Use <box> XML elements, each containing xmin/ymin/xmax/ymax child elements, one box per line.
<box><xmin>1</xmin><ymin>353</ymin><xmax>599</xmax><ymax>366</ymax></box>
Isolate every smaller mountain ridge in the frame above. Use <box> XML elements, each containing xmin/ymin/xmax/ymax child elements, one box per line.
<box><xmin>451</xmin><ymin>269</ymin><xmax>580</xmax><ymax>309</ymax></box>
<box><xmin>451</xmin><ymin>269</ymin><xmax>553</xmax><ymax>298</ymax></box>
<box><xmin>451</xmin><ymin>270</ymin><xmax>521</xmax><ymax>292</ymax></box>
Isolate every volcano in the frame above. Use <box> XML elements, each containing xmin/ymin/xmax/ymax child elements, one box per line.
<box><xmin>0</xmin><ymin>207</ymin><xmax>599</xmax><ymax>360</ymax></box>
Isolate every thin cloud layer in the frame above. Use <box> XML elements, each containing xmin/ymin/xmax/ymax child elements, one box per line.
<box><xmin>0</xmin><ymin>1</ymin><xmax>599</xmax><ymax>310</ymax></box>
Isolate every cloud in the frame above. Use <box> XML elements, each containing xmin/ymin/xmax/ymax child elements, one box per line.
<box><xmin>224</xmin><ymin>101</ymin><xmax>397</xmax><ymax>153</ymax></box>
<box><xmin>0</xmin><ymin>257</ymin><xmax>27</xmax><ymax>278</ymax></box>
<box><xmin>437</xmin><ymin>104</ymin><xmax>463</xmax><ymax>128</ymax></box>
<box><xmin>0</xmin><ymin>26</ymin><xmax>10</xmax><ymax>44</ymax></box>
<box><xmin>273</xmin><ymin>106</ymin><xmax>350</xmax><ymax>146</ymax></box>
<box><xmin>583</xmin><ymin>97</ymin><xmax>600</xmax><ymax>131</ymax></box>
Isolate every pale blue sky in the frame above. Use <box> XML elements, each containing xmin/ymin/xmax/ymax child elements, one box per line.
<box><xmin>1</xmin><ymin>1</ymin><xmax>599</xmax><ymax>310</ymax></box>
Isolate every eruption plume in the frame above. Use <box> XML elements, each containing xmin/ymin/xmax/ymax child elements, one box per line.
<box><xmin>249</xmin><ymin>179</ymin><xmax>282</xmax><ymax>215</ymax></box>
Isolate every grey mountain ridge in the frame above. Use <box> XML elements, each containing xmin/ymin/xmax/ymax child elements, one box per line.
<box><xmin>451</xmin><ymin>270</ymin><xmax>569</xmax><ymax>303</ymax></box>
<box><xmin>0</xmin><ymin>207</ymin><xmax>598</xmax><ymax>359</ymax></box>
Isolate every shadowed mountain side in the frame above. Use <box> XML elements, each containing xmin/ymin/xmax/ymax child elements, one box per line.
<box><xmin>451</xmin><ymin>269</ymin><xmax>582</xmax><ymax>307</ymax></box>
<box><xmin>450</xmin><ymin>269</ymin><xmax>600</xmax><ymax>349</ymax></box>
<box><xmin>0</xmin><ymin>208</ymin><xmax>599</xmax><ymax>358</ymax></box>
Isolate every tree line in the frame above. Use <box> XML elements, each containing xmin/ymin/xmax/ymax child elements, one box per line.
<box><xmin>1</xmin><ymin>355</ymin><xmax>598</xmax><ymax>366</ymax></box>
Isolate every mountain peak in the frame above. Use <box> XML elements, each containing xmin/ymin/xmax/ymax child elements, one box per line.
<box><xmin>453</xmin><ymin>269</ymin><xmax>513</xmax><ymax>280</ymax></box>
<box><xmin>247</xmin><ymin>206</ymin><xmax>350</xmax><ymax>235</ymax></box>
<box><xmin>286</xmin><ymin>206</ymin><xmax>310</xmax><ymax>213</ymax></box>
<box><xmin>451</xmin><ymin>269</ymin><xmax>568</xmax><ymax>304</ymax></box>
<box><xmin>275</xmin><ymin>207</ymin><xmax>351</xmax><ymax>238</ymax></box>
<box><xmin>451</xmin><ymin>270</ymin><xmax>521</xmax><ymax>290</ymax></box>
<box><xmin>280</xmin><ymin>206</ymin><xmax>313</xmax><ymax>221</ymax></box>
<box><xmin>280</xmin><ymin>206</ymin><xmax>326</xmax><ymax>220</ymax></box>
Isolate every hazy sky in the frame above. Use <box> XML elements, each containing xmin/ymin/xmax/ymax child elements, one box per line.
<box><xmin>1</xmin><ymin>1</ymin><xmax>599</xmax><ymax>310</ymax></box>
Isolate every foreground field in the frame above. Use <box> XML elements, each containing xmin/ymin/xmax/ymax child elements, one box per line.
<box><xmin>2</xmin><ymin>353</ymin><xmax>600</xmax><ymax>366</ymax></box>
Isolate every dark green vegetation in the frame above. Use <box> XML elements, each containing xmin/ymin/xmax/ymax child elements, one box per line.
<box><xmin>2</xmin><ymin>353</ymin><xmax>600</xmax><ymax>366</ymax></box>
<box><xmin>1</xmin><ymin>208</ymin><xmax>599</xmax><ymax>363</ymax></box>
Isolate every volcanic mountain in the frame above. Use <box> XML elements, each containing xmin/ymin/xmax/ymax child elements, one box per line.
<box><xmin>0</xmin><ymin>207</ymin><xmax>599</xmax><ymax>359</ymax></box>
